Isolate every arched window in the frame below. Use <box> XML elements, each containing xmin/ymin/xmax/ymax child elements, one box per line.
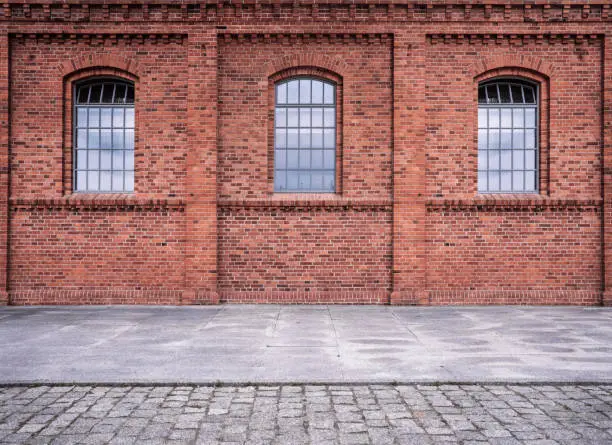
<box><xmin>274</xmin><ymin>77</ymin><xmax>336</xmax><ymax>192</ymax></box>
<box><xmin>478</xmin><ymin>79</ymin><xmax>538</xmax><ymax>193</ymax></box>
<box><xmin>74</xmin><ymin>78</ymin><xmax>135</xmax><ymax>192</ymax></box>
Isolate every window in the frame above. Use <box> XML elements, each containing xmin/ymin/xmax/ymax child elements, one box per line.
<box><xmin>478</xmin><ymin>79</ymin><xmax>538</xmax><ymax>193</ymax></box>
<box><xmin>274</xmin><ymin>78</ymin><xmax>336</xmax><ymax>192</ymax></box>
<box><xmin>74</xmin><ymin>79</ymin><xmax>135</xmax><ymax>192</ymax></box>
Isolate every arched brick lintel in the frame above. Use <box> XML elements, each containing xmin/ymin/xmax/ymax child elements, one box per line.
<box><xmin>263</xmin><ymin>53</ymin><xmax>348</xmax><ymax>81</ymax></box>
<box><xmin>58</xmin><ymin>54</ymin><xmax>140</xmax><ymax>80</ymax></box>
<box><xmin>471</xmin><ymin>55</ymin><xmax>554</xmax><ymax>81</ymax></box>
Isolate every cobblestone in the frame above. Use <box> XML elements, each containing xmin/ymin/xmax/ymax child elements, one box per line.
<box><xmin>0</xmin><ymin>385</ymin><xmax>611</xmax><ymax>444</ymax></box>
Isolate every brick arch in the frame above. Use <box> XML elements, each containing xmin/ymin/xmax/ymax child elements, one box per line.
<box><xmin>471</xmin><ymin>55</ymin><xmax>554</xmax><ymax>80</ymax></box>
<box><xmin>263</xmin><ymin>53</ymin><xmax>349</xmax><ymax>80</ymax></box>
<box><xmin>58</xmin><ymin>54</ymin><xmax>140</xmax><ymax>79</ymax></box>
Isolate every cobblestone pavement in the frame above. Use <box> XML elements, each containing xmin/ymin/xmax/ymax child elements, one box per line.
<box><xmin>1</xmin><ymin>385</ymin><xmax>612</xmax><ymax>445</ymax></box>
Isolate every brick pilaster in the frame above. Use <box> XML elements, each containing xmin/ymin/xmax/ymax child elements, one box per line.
<box><xmin>0</xmin><ymin>30</ymin><xmax>8</xmax><ymax>305</ymax></box>
<box><xmin>183</xmin><ymin>29</ymin><xmax>219</xmax><ymax>304</ymax></box>
<box><xmin>603</xmin><ymin>35</ymin><xmax>612</xmax><ymax>307</ymax></box>
<box><xmin>390</xmin><ymin>31</ymin><xmax>428</xmax><ymax>305</ymax></box>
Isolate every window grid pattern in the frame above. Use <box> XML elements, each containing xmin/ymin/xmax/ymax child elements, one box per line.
<box><xmin>478</xmin><ymin>80</ymin><xmax>538</xmax><ymax>193</ymax></box>
<box><xmin>274</xmin><ymin>78</ymin><xmax>336</xmax><ymax>193</ymax></box>
<box><xmin>74</xmin><ymin>80</ymin><xmax>135</xmax><ymax>193</ymax></box>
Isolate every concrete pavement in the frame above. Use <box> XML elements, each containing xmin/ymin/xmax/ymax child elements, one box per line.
<box><xmin>0</xmin><ymin>305</ymin><xmax>611</xmax><ymax>384</ymax></box>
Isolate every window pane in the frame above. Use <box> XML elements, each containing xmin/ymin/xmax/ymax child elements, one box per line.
<box><xmin>113</xmin><ymin>150</ymin><xmax>124</xmax><ymax>170</ymax></box>
<box><xmin>311</xmin><ymin>129</ymin><xmax>323</xmax><ymax>148</ymax></box>
<box><xmin>499</xmin><ymin>84</ymin><xmax>511</xmax><ymax>103</ymax></box>
<box><xmin>101</xmin><ymin>130</ymin><xmax>112</xmax><ymax>149</ymax></box>
<box><xmin>501</xmin><ymin>172</ymin><xmax>512</xmax><ymax>191</ymax></box>
<box><xmin>486</xmin><ymin>85</ymin><xmax>498</xmax><ymax>104</ymax></box>
<box><xmin>478</xmin><ymin>87</ymin><xmax>486</xmax><ymax>104</ymax></box>
<box><xmin>478</xmin><ymin>130</ymin><xmax>487</xmax><ymax>150</ymax></box>
<box><xmin>488</xmin><ymin>171</ymin><xmax>500</xmax><ymax>191</ymax></box>
<box><xmin>125</xmin><ymin>151</ymin><xmax>134</xmax><ymax>170</ymax></box>
<box><xmin>77</xmin><ymin>86</ymin><xmax>90</xmax><ymax>104</ymax></box>
<box><xmin>311</xmin><ymin>173</ymin><xmax>323</xmax><ymax>191</ymax></box>
<box><xmin>323</xmin><ymin>172</ymin><xmax>335</xmax><ymax>191</ymax></box>
<box><xmin>76</xmin><ymin>171</ymin><xmax>87</xmax><ymax>191</ymax></box>
<box><xmin>100</xmin><ymin>150</ymin><xmax>112</xmax><ymax>169</ymax></box>
<box><xmin>88</xmin><ymin>150</ymin><xmax>99</xmax><ymax>169</ymax></box>
<box><xmin>512</xmin><ymin>171</ymin><xmax>524</xmax><ymax>191</ymax></box>
<box><xmin>513</xmin><ymin>108</ymin><xmax>524</xmax><ymax>127</ymax></box>
<box><xmin>525</xmin><ymin>171</ymin><xmax>536</xmax><ymax>191</ymax></box>
<box><xmin>88</xmin><ymin>171</ymin><xmax>99</xmax><ymax>191</ymax></box>
<box><xmin>77</xmin><ymin>150</ymin><xmax>87</xmax><ymax>169</ymax></box>
<box><xmin>488</xmin><ymin>150</ymin><xmax>499</xmax><ymax>170</ymax></box>
<box><xmin>501</xmin><ymin>150</ymin><xmax>512</xmax><ymax>170</ymax></box>
<box><xmin>299</xmin><ymin>129</ymin><xmax>310</xmax><ymax>148</ymax></box>
<box><xmin>489</xmin><ymin>130</ymin><xmax>499</xmax><ymax>149</ymax></box>
<box><xmin>125</xmin><ymin>129</ymin><xmax>134</xmax><ymax>150</ymax></box>
<box><xmin>525</xmin><ymin>150</ymin><xmax>536</xmax><ymax>170</ymax></box>
<box><xmin>478</xmin><ymin>150</ymin><xmax>487</xmax><ymax>170</ymax></box>
<box><xmin>488</xmin><ymin>109</ymin><xmax>499</xmax><ymax>127</ymax></box>
<box><xmin>500</xmin><ymin>109</ymin><xmax>512</xmax><ymax>128</ymax></box>
<box><xmin>113</xmin><ymin>109</ymin><xmax>124</xmax><ymax>128</ymax></box>
<box><xmin>114</xmin><ymin>84</ymin><xmax>126</xmax><ymax>104</ymax></box>
<box><xmin>525</xmin><ymin>129</ymin><xmax>536</xmax><ymax>149</ymax></box>
<box><xmin>298</xmin><ymin>173</ymin><xmax>311</xmax><ymax>190</ymax></box>
<box><xmin>89</xmin><ymin>84</ymin><xmax>102</xmax><ymax>103</ymax></box>
<box><xmin>524</xmin><ymin>86</ymin><xmax>535</xmax><ymax>104</ymax></box>
<box><xmin>276</xmin><ymin>83</ymin><xmax>287</xmax><ymax>104</ymax></box>
<box><xmin>299</xmin><ymin>150</ymin><xmax>310</xmax><ymax>169</ymax></box>
<box><xmin>287</xmin><ymin>150</ymin><xmax>299</xmax><ymax>169</ymax></box>
<box><xmin>287</xmin><ymin>109</ymin><xmax>298</xmax><ymax>127</ymax></box>
<box><xmin>324</xmin><ymin>109</ymin><xmax>335</xmax><ymax>127</ymax></box>
<box><xmin>478</xmin><ymin>109</ymin><xmax>487</xmax><ymax>128</ymax></box>
<box><xmin>275</xmin><ymin>149</ymin><xmax>286</xmax><ymax>169</ymax></box>
<box><xmin>501</xmin><ymin>130</ymin><xmax>512</xmax><ymax>149</ymax></box>
<box><xmin>299</xmin><ymin>108</ymin><xmax>311</xmax><ymax>127</ymax></box>
<box><xmin>525</xmin><ymin>109</ymin><xmax>536</xmax><ymax>127</ymax></box>
<box><xmin>275</xmin><ymin>108</ymin><xmax>287</xmax><ymax>127</ymax></box>
<box><xmin>478</xmin><ymin>171</ymin><xmax>487</xmax><ymax>192</ymax></box>
<box><xmin>77</xmin><ymin>108</ymin><xmax>88</xmax><ymax>127</ymax></box>
<box><xmin>100</xmin><ymin>171</ymin><xmax>111</xmax><ymax>191</ymax></box>
<box><xmin>323</xmin><ymin>83</ymin><xmax>334</xmax><ymax>104</ymax></box>
<box><xmin>112</xmin><ymin>171</ymin><xmax>123</xmax><ymax>191</ymax></box>
<box><xmin>287</xmin><ymin>171</ymin><xmax>299</xmax><ymax>190</ymax></box>
<box><xmin>511</xmin><ymin>85</ymin><xmax>523</xmax><ymax>103</ymax></box>
<box><xmin>101</xmin><ymin>84</ymin><xmax>114</xmax><ymax>103</ymax></box>
<box><xmin>100</xmin><ymin>109</ymin><xmax>112</xmax><ymax>128</ymax></box>
<box><xmin>126</xmin><ymin>86</ymin><xmax>134</xmax><ymax>104</ymax></box>
<box><xmin>324</xmin><ymin>150</ymin><xmax>335</xmax><ymax>169</ymax></box>
<box><xmin>77</xmin><ymin>129</ymin><xmax>87</xmax><ymax>148</ymax></box>
<box><xmin>323</xmin><ymin>129</ymin><xmax>335</xmax><ymax>149</ymax></box>
<box><xmin>312</xmin><ymin>150</ymin><xmax>323</xmax><ymax>169</ymax></box>
<box><xmin>88</xmin><ymin>130</ymin><xmax>99</xmax><ymax>149</ymax></box>
<box><xmin>299</xmin><ymin>79</ymin><xmax>311</xmax><ymax>104</ymax></box>
<box><xmin>275</xmin><ymin>170</ymin><xmax>286</xmax><ymax>191</ymax></box>
<box><xmin>311</xmin><ymin>108</ymin><xmax>323</xmax><ymax>127</ymax></box>
<box><xmin>125</xmin><ymin>109</ymin><xmax>134</xmax><ymax>128</ymax></box>
<box><xmin>311</xmin><ymin>81</ymin><xmax>323</xmax><ymax>104</ymax></box>
<box><xmin>513</xmin><ymin>151</ymin><xmax>524</xmax><ymax>169</ymax></box>
<box><xmin>88</xmin><ymin>108</ymin><xmax>100</xmax><ymax>127</ymax></box>
<box><xmin>287</xmin><ymin>80</ymin><xmax>299</xmax><ymax>104</ymax></box>
<box><xmin>287</xmin><ymin>129</ymin><xmax>298</xmax><ymax>148</ymax></box>
<box><xmin>513</xmin><ymin>130</ymin><xmax>524</xmax><ymax>149</ymax></box>
<box><xmin>275</xmin><ymin>129</ymin><xmax>286</xmax><ymax>149</ymax></box>
<box><xmin>112</xmin><ymin>130</ymin><xmax>124</xmax><ymax>149</ymax></box>
<box><xmin>125</xmin><ymin>171</ymin><xmax>134</xmax><ymax>192</ymax></box>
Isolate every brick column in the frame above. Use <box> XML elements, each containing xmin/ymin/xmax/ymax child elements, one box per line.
<box><xmin>390</xmin><ymin>31</ymin><xmax>428</xmax><ymax>305</ymax></box>
<box><xmin>603</xmin><ymin>35</ymin><xmax>612</xmax><ymax>306</ymax></box>
<box><xmin>183</xmin><ymin>29</ymin><xmax>219</xmax><ymax>304</ymax></box>
<box><xmin>0</xmin><ymin>31</ymin><xmax>9</xmax><ymax>305</ymax></box>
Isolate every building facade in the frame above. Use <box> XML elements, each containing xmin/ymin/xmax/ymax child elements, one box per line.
<box><xmin>1</xmin><ymin>1</ymin><xmax>611</xmax><ymax>306</ymax></box>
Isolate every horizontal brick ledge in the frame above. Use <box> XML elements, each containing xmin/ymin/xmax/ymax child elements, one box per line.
<box><xmin>426</xmin><ymin>197</ymin><xmax>603</xmax><ymax>211</ymax></box>
<box><xmin>9</xmin><ymin>196</ymin><xmax>185</xmax><ymax>211</ymax></box>
<box><xmin>217</xmin><ymin>198</ymin><xmax>392</xmax><ymax>210</ymax></box>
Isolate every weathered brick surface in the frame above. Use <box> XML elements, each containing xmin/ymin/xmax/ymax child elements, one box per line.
<box><xmin>0</xmin><ymin>1</ymin><xmax>611</xmax><ymax>305</ymax></box>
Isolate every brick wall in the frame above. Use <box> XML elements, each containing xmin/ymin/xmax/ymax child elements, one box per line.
<box><xmin>0</xmin><ymin>1</ymin><xmax>611</xmax><ymax>306</ymax></box>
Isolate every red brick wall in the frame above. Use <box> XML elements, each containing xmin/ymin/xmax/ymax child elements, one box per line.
<box><xmin>0</xmin><ymin>1</ymin><xmax>610</xmax><ymax>306</ymax></box>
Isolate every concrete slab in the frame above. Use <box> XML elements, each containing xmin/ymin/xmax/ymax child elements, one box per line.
<box><xmin>0</xmin><ymin>305</ymin><xmax>611</xmax><ymax>384</ymax></box>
